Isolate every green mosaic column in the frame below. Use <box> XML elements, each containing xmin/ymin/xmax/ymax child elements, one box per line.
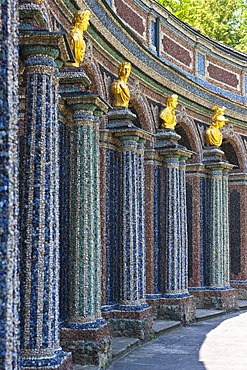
<box><xmin>222</xmin><ymin>168</ymin><xmax>230</xmax><ymax>287</ymax></box>
<box><xmin>70</xmin><ymin>110</ymin><xmax>102</xmax><ymax>321</ymax></box>
<box><xmin>206</xmin><ymin>162</ymin><xmax>233</xmax><ymax>287</ymax></box>
<box><xmin>60</xmin><ymin>94</ymin><xmax>111</xmax><ymax>368</ymax></box>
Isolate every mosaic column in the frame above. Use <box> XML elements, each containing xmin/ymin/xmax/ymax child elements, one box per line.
<box><xmin>59</xmin><ymin>94</ymin><xmax>112</xmax><ymax>368</ymax></box>
<box><xmin>144</xmin><ymin>150</ymin><xmax>163</xmax><ymax>319</ymax></box>
<box><xmin>118</xmin><ymin>134</ymin><xmax>147</xmax><ymax>306</ymax></box>
<box><xmin>191</xmin><ymin>147</ymin><xmax>236</xmax><ymax>310</ymax></box>
<box><xmin>100</xmin><ymin>130</ymin><xmax>121</xmax><ymax>310</ymax></box>
<box><xmin>154</xmin><ymin>130</ymin><xmax>195</xmax><ymax>323</ymax></box>
<box><xmin>58</xmin><ymin>67</ymin><xmax>91</xmax><ymax>325</ymax></box>
<box><xmin>229</xmin><ymin>174</ymin><xmax>247</xmax><ymax>297</ymax></box>
<box><xmin>0</xmin><ymin>0</ymin><xmax>19</xmax><ymax>366</ymax></box>
<box><xmin>186</xmin><ymin>165</ymin><xmax>205</xmax><ymax>289</ymax></box>
<box><xmin>19</xmin><ymin>45</ymin><xmax>72</xmax><ymax>369</ymax></box>
<box><xmin>105</xmin><ymin>108</ymin><xmax>153</xmax><ymax>340</ymax></box>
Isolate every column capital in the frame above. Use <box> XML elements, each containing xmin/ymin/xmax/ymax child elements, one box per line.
<box><xmin>186</xmin><ymin>163</ymin><xmax>205</xmax><ymax>174</ymax></box>
<box><xmin>205</xmin><ymin>161</ymin><xmax>234</xmax><ymax>174</ymax></box>
<box><xmin>20</xmin><ymin>30</ymin><xmax>73</xmax><ymax>65</ymax></box>
<box><xmin>112</xmin><ymin>128</ymin><xmax>151</xmax><ymax>144</ymax></box>
<box><xmin>158</xmin><ymin>147</ymin><xmax>193</xmax><ymax>163</ymax></box>
<box><xmin>65</xmin><ymin>93</ymin><xmax>109</xmax><ymax>116</ymax></box>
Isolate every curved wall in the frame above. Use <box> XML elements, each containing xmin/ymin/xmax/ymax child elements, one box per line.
<box><xmin>109</xmin><ymin>0</ymin><xmax>247</xmax><ymax>104</ymax></box>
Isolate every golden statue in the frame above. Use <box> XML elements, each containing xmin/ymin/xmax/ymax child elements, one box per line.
<box><xmin>67</xmin><ymin>10</ymin><xmax>90</xmax><ymax>67</ymax></box>
<box><xmin>160</xmin><ymin>94</ymin><xmax>178</xmax><ymax>130</ymax></box>
<box><xmin>205</xmin><ymin>106</ymin><xmax>228</xmax><ymax>147</ymax></box>
<box><xmin>111</xmin><ymin>62</ymin><xmax>131</xmax><ymax>108</ymax></box>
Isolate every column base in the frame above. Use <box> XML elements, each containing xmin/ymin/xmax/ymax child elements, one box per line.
<box><xmin>230</xmin><ymin>281</ymin><xmax>247</xmax><ymax>299</ymax></box>
<box><xmin>189</xmin><ymin>287</ymin><xmax>237</xmax><ymax>311</ymax></box>
<box><xmin>60</xmin><ymin>320</ymin><xmax>111</xmax><ymax>369</ymax></box>
<box><xmin>102</xmin><ymin>305</ymin><xmax>154</xmax><ymax>340</ymax></box>
<box><xmin>21</xmin><ymin>351</ymin><xmax>73</xmax><ymax>370</ymax></box>
<box><xmin>147</xmin><ymin>294</ymin><xmax>195</xmax><ymax>324</ymax></box>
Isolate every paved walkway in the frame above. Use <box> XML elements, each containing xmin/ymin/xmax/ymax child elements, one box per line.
<box><xmin>108</xmin><ymin>310</ymin><xmax>247</xmax><ymax>370</ymax></box>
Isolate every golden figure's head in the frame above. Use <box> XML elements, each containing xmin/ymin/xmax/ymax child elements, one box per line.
<box><xmin>118</xmin><ymin>62</ymin><xmax>131</xmax><ymax>80</ymax></box>
<box><xmin>72</xmin><ymin>9</ymin><xmax>90</xmax><ymax>31</ymax></box>
<box><xmin>166</xmin><ymin>94</ymin><xmax>178</xmax><ymax>110</ymax></box>
<box><xmin>205</xmin><ymin>105</ymin><xmax>228</xmax><ymax>146</ymax></box>
<box><xmin>212</xmin><ymin>106</ymin><xmax>228</xmax><ymax>128</ymax></box>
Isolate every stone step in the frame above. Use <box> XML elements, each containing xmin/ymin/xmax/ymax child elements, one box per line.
<box><xmin>237</xmin><ymin>300</ymin><xmax>247</xmax><ymax>310</ymax></box>
<box><xmin>195</xmin><ymin>308</ymin><xmax>225</xmax><ymax>321</ymax></box>
<box><xmin>153</xmin><ymin>320</ymin><xmax>180</xmax><ymax>336</ymax></box>
<box><xmin>112</xmin><ymin>336</ymin><xmax>140</xmax><ymax>360</ymax></box>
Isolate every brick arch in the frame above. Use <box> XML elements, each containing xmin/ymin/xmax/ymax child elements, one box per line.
<box><xmin>222</xmin><ymin>132</ymin><xmax>247</xmax><ymax>173</ymax></box>
<box><xmin>176</xmin><ymin>111</ymin><xmax>203</xmax><ymax>163</ymax></box>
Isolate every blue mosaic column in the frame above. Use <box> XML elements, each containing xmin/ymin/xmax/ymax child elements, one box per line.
<box><xmin>19</xmin><ymin>47</ymin><xmax>72</xmax><ymax>369</ymax></box>
<box><xmin>154</xmin><ymin>130</ymin><xmax>195</xmax><ymax>323</ymax></box>
<box><xmin>105</xmin><ymin>112</ymin><xmax>153</xmax><ymax>339</ymax></box>
<box><xmin>59</xmin><ymin>119</ymin><xmax>72</xmax><ymax>324</ymax></box>
<box><xmin>118</xmin><ymin>135</ymin><xmax>147</xmax><ymax>308</ymax></box>
<box><xmin>59</xmin><ymin>95</ymin><xmax>111</xmax><ymax>367</ymax></box>
<box><xmin>0</xmin><ymin>0</ymin><xmax>19</xmax><ymax>366</ymax></box>
<box><xmin>162</xmin><ymin>150</ymin><xmax>191</xmax><ymax>296</ymax></box>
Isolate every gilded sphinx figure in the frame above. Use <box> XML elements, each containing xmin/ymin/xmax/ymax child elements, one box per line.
<box><xmin>160</xmin><ymin>94</ymin><xmax>178</xmax><ymax>130</ymax></box>
<box><xmin>67</xmin><ymin>10</ymin><xmax>90</xmax><ymax>67</ymax></box>
<box><xmin>205</xmin><ymin>106</ymin><xmax>228</xmax><ymax>147</ymax></box>
<box><xmin>111</xmin><ymin>62</ymin><xmax>131</xmax><ymax>108</ymax></box>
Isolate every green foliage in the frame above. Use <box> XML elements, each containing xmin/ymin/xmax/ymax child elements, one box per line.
<box><xmin>157</xmin><ymin>0</ymin><xmax>247</xmax><ymax>53</ymax></box>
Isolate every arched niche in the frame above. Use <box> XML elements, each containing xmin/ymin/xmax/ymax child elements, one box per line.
<box><xmin>176</xmin><ymin>110</ymin><xmax>203</xmax><ymax>164</ymax></box>
<box><xmin>130</xmin><ymin>92</ymin><xmax>156</xmax><ymax>134</ymax></box>
<box><xmin>221</xmin><ymin>132</ymin><xmax>247</xmax><ymax>173</ymax></box>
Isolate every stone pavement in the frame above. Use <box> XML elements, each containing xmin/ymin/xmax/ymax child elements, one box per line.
<box><xmin>108</xmin><ymin>310</ymin><xmax>247</xmax><ymax>370</ymax></box>
<box><xmin>74</xmin><ymin>302</ymin><xmax>247</xmax><ymax>370</ymax></box>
